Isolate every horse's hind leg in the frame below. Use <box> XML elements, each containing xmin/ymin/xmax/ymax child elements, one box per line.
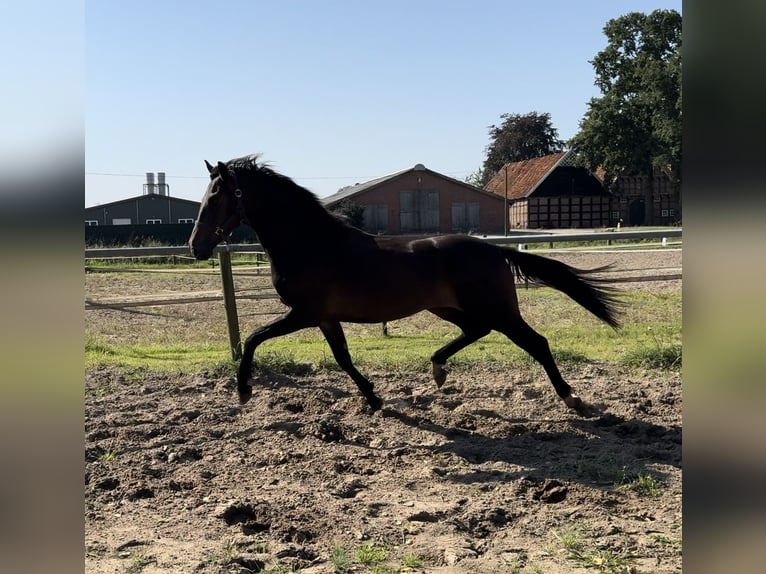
<box><xmin>497</xmin><ymin>317</ymin><xmax>582</xmax><ymax>410</ymax></box>
<box><xmin>429</xmin><ymin>308</ymin><xmax>491</xmax><ymax>388</ymax></box>
<box><xmin>319</xmin><ymin>321</ymin><xmax>382</xmax><ymax>412</ymax></box>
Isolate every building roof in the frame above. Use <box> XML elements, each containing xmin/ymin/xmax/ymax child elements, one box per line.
<box><xmin>483</xmin><ymin>151</ymin><xmax>574</xmax><ymax>200</ymax></box>
<box><xmin>322</xmin><ymin>163</ymin><xmax>502</xmax><ymax>206</ymax></box>
<box><xmin>85</xmin><ymin>193</ymin><xmax>201</xmax><ymax>211</ymax></box>
<box><xmin>321</xmin><ymin>167</ymin><xmax>413</xmax><ymax>205</ymax></box>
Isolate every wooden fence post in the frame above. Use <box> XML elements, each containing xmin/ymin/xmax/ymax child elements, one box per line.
<box><xmin>218</xmin><ymin>249</ymin><xmax>242</xmax><ymax>360</ymax></box>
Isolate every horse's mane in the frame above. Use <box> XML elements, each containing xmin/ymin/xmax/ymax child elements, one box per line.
<box><xmin>224</xmin><ymin>154</ymin><xmax>351</xmax><ymax>234</ymax></box>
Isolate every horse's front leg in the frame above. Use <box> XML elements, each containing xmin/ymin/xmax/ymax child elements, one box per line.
<box><xmin>319</xmin><ymin>321</ymin><xmax>382</xmax><ymax>412</ymax></box>
<box><xmin>237</xmin><ymin>310</ymin><xmax>313</xmax><ymax>404</ymax></box>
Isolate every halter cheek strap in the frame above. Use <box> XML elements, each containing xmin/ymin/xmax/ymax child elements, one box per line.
<box><xmin>215</xmin><ymin>170</ymin><xmax>251</xmax><ymax>240</ymax></box>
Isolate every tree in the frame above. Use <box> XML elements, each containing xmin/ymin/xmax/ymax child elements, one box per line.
<box><xmin>464</xmin><ymin>167</ymin><xmax>488</xmax><ymax>188</ymax></box>
<box><xmin>479</xmin><ymin>112</ymin><xmax>565</xmax><ymax>186</ymax></box>
<box><xmin>570</xmin><ymin>9</ymin><xmax>682</xmax><ymax>224</ymax></box>
<box><xmin>330</xmin><ymin>200</ymin><xmax>366</xmax><ymax>228</ymax></box>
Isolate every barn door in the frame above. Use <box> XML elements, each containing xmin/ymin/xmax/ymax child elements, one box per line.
<box><xmin>467</xmin><ymin>202</ymin><xmax>480</xmax><ymax>229</ymax></box>
<box><xmin>400</xmin><ymin>190</ymin><xmax>439</xmax><ymax>232</ymax></box>
<box><xmin>422</xmin><ymin>191</ymin><xmax>439</xmax><ymax>232</ymax></box>
<box><xmin>629</xmin><ymin>199</ymin><xmax>645</xmax><ymax>226</ymax></box>
<box><xmin>400</xmin><ymin>191</ymin><xmax>416</xmax><ymax>232</ymax></box>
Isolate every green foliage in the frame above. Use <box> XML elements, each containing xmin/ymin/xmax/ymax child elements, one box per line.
<box><xmin>400</xmin><ymin>551</ymin><xmax>425</xmax><ymax>568</ymax></box>
<box><xmin>570</xmin><ymin>9</ymin><xmax>682</xmax><ymax>212</ymax></box>
<box><xmin>330</xmin><ymin>544</ymin><xmax>351</xmax><ymax>572</ymax></box>
<box><xmin>86</xmin><ymin>289</ymin><xmax>681</xmax><ymax>377</ymax></box>
<box><xmin>481</xmin><ymin>112</ymin><xmax>565</xmax><ymax>185</ymax></box>
<box><xmin>464</xmin><ymin>166</ymin><xmax>489</xmax><ymax>188</ymax></box>
<box><xmin>620</xmin><ymin>325</ymin><xmax>681</xmax><ymax>370</ymax></box>
<box><xmin>355</xmin><ymin>543</ymin><xmax>388</xmax><ymax>565</ymax></box>
<box><xmin>616</xmin><ymin>472</ymin><xmax>662</xmax><ymax>497</ymax></box>
<box><xmin>554</xmin><ymin>524</ymin><xmax>636</xmax><ymax>573</ymax></box>
<box><xmin>331</xmin><ymin>200</ymin><xmax>367</xmax><ymax>228</ymax></box>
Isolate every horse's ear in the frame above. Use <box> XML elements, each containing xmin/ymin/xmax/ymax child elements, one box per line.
<box><xmin>204</xmin><ymin>159</ymin><xmax>215</xmax><ymax>174</ymax></box>
<box><xmin>216</xmin><ymin>162</ymin><xmax>229</xmax><ymax>182</ymax></box>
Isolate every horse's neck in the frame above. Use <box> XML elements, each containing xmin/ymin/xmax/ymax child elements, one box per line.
<box><xmin>248</xmin><ymin>201</ymin><xmax>343</xmax><ymax>269</ymax></box>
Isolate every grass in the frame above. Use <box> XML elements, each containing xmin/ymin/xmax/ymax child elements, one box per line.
<box><xmin>86</xmin><ymin>283</ymin><xmax>680</xmax><ymax>376</ymax></box>
<box><xmin>329</xmin><ymin>542</ymin><xmax>427</xmax><ymax>573</ymax></box>
<box><xmin>553</xmin><ymin>524</ymin><xmax>636</xmax><ymax>573</ymax></box>
<box><xmin>616</xmin><ymin>472</ymin><xmax>663</xmax><ymax>497</ymax></box>
<box><xmin>98</xmin><ymin>447</ymin><xmax>119</xmax><ymax>463</ymax></box>
<box><xmin>330</xmin><ymin>544</ymin><xmax>351</xmax><ymax>572</ymax></box>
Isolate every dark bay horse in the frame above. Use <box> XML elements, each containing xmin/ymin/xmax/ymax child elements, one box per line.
<box><xmin>189</xmin><ymin>155</ymin><xmax>621</xmax><ymax>412</ymax></box>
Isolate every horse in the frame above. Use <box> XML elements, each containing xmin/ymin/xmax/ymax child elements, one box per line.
<box><xmin>188</xmin><ymin>155</ymin><xmax>621</xmax><ymax>413</ymax></box>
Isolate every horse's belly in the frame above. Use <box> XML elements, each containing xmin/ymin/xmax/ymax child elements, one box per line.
<box><xmin>328</xmin><ymin>277</ymin><xmax>457</xmax><ymax>323</ymax></box>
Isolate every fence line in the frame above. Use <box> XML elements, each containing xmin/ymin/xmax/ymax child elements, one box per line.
<box><xmin>85</xmin><ymin>229</ymin><xmax>682</xmax><ymax>359</ymax></box>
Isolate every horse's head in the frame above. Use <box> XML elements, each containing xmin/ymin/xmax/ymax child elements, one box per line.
<box><xmin>188</xmin><ymin>160</ymin><xmax>244</xmax><ymax>260</ymax></box>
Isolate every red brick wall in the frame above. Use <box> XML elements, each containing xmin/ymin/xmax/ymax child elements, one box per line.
<box><xmin>342</xmin><ymin>171</ymin><xmax>506</xmax><ymax>235</ymax></box>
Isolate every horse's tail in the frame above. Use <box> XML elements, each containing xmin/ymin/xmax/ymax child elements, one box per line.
<box><xmin>502</xmin><ymin>247</ymin><xmax>622</xmax><ymax>328</ymax></box>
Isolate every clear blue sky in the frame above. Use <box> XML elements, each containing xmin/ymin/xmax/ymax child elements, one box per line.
<box><xmin>85</xmin><ymin>0</ymin><xmax>682</xmax><ymax>206</ymax></box>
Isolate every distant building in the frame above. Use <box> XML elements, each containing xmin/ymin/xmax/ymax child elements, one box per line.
<box><xmin>322</xmin><ymin>163</ymin><xmax>506</xmax><ymax>235</ymax></box>
<box><xmin>484</xmin><ymin>151</ymin><xmax>613</xmax><ymax>229</ymax></box>
<box><xmin>85</xmin><ymin>172</ymin><xmax>205</xmax><ymax>245</ymax></box>
<box><xmin>484</xmin><ymin>151</ymin><xmax>681</xmax><ymax>228</ymax></box>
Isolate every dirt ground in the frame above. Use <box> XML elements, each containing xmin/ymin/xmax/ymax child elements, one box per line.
<box><xmin>85</xmin><ymin>249</ymin><xmax>682</xmax><ymax>573</ymax></box>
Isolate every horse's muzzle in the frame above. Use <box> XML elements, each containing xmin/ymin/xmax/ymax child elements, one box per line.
<box><xmin>189</xmin><ymin>243</ymin><xmax>214</xmax><ymax>261</ymax></box>
<box><xmin>188</xmin><ymin>235</ymin><xmax>214</xmax><ymax>260</ymax></box>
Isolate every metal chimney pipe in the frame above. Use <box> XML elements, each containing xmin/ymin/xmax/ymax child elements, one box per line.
<box><xmin>145</xmin><ymin>172</ymin><xmax>155</xmax><ymax>195</ymax></box>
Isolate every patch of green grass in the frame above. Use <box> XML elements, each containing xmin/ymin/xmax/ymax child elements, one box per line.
<box><xmin>651</xmin><ymin>534</ymin><xmax>680</xmax><ymax>547</ymax></box>
<box><xmin>330</xmin><ymin>544</ymin><xmax>351</xmax><ymax>572</ymax></box>
<box><xmin>261</xmin><ymin>561</ymin><xmax>300</xmax><ymax>574</ymax></box>
<box><xmin>85</xmin><ymin>334</ymin><xmax>119</xmax><ymax>356</ymax></box>
<box><xmin>616</xmin><ymin>472</ymin><xmax>662</xmax><ymax>497</ymax></box>
<box><xmin>355</xmin><ymin>543</ymin><xmax>389</xmax><ymax>566</ymax></box>
<box><xmin>554</xmin><ymin>524</ymin><xmax>585</xmax><ymax>553</ymax></box>
<box><xmin>86</xmin><ymin>289</ymin><xmax>680</xmax><ymax>378</ymax></box>
<box><xmin>568</xmin><ymin>547</ymin><xmax>635</xmax><ymax>573</ymax></box>
<box><xmin>98</xmin><ymin>447</ymin><xmax>119</xmax><ymax>463</ymax></box>
<box><xmin>85</xmin><ymin>335</ymin><xmax>233</xmax><ymax>372</ymax></box>
<box><xmin>621</xmin><ymin>342</ymin><xmax>682</xmax><ymax>370</ymax></box>
<box><xmin>401</xmin><ymin>551</ymin><xmax>426</xmax><ymax>568</ymax></box>
<box><xmin>553</xmin><ymin>524</ymin><xmax>635</xmax><ymax>573</ymax></box>
<box><xmin>331</xmin><ymin>542</ymin><xmax>410</xmax><ymax>573</ymax></box>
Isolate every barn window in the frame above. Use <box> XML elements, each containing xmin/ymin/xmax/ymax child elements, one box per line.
<box><xmin>669</xmin><ymin>209</ymin><xmax>675</xmax><ymax>216</ymax></box>
<box><xmin>451</xmin><ymin>202</ymin><xmax>480</xmax><ymax>231</ymax></box>
<box><xmin>611</xmin><ymin>211</ymin><xmax>620</xmax><ymax>219</ymax></box>
<box><xmin>178</xmin><ymin>218</ymin><xmax>195</xmax><ymax>224</ymax></box>
<box><xmin>661</xmin><ymin>209</ymin><xmax>669</xmax><ymax>217</ymax></box>
<box><xmin>146</xmin><ymin>218</ymin><xmax>162</xmax><ymax>224</ymax></box>
<box><xmin>363</xmin><ymin>204</ymin><xmax>388</xmax><ymax>233</ymax></box>
<box><xmin>85</xmin><ymin>220</ymin><xmax>99</xmax><ymax>226</ymax></box>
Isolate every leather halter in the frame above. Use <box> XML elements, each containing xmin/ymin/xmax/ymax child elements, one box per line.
<box><xmin>213</xmin><ymin>169</ymin><xmax>251</xmax><ymax>240</ymax></box>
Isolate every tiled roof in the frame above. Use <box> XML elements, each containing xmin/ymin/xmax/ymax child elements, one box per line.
<box><xmin>483</xmin><ymin>151</ymin><xmax>570</xmax><ymax>200</ymax></box>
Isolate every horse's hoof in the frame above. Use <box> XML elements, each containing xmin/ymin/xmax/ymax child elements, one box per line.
<box><xmin>433</xmin><ymin>363</ymin><xmax>448</xmax><ymax>388</ymax></box>
<box><xmin>563</xmin><ymin>394</ymin><xmax>582</xmax><ymax>410</ymax></box>
<box><xmin>238</xmin><ymin>384</ymin><xmax>253</xmax><ymax>405</ymax></box>
<box><xmin>367</xmin><ymin>394</ymin><xmax>383</xmax><ymax>413</ymax></box>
